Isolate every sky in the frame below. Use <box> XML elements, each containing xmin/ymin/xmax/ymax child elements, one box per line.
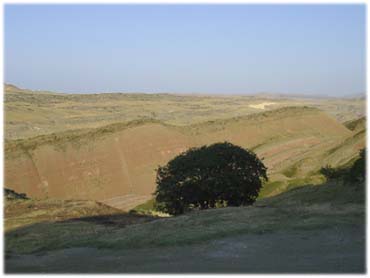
<box><xmin>4</xmin><ymin>4</ymin><xmax>366</xmax><ymax>96</ymax></box>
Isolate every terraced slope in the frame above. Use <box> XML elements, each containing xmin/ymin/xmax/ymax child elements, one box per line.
<box><xmin>5</xmin><ymin>107</ymin><xmax>358</xmax><ymax>210</ymax></box>
<box><xmin>184</xmin><ymin>107</ymin><xmax>354</xmax><ymax>176</ymax></box>
<box><xmin>289</xmin><ymin>115</ymin><xmax>366</xmax><ymax>175</ymax></box>
<box><xmin>323</xmin><ymin>129</ymin><xmax>366</xmax><ymax>167</ymax></box>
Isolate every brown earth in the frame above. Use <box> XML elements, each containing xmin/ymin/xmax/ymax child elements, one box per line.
<box><xmin>5</xmin><ymin>107</ymin><xmax>363</xmax><ymax>210</ymax></box>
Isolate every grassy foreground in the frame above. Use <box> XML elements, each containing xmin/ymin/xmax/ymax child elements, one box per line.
<box><xmin>5</xmin><ymin>179</ymin><xmax>364</xmax><ymax>256</ymax></box>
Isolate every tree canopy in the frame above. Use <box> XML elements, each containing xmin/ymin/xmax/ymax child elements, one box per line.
<box><xmin>154</xmin><ymin>142</ymin><xmax>268</xmax><ymax>215</ymax></box>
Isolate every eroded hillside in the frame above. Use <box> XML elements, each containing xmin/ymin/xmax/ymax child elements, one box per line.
<box><xmin>5</xmin><ymin>106</ymin><xmax>364</xmax><ymax>210</ymax></box>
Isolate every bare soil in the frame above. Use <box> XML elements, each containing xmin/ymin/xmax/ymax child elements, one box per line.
<box><xmin>5</xmin><ymin>108</ymin><xmax>363</xmax><ymax>211</ymax></box>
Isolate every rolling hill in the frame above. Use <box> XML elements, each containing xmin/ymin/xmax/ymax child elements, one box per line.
<box><xmin>5</xmin><ymin>84</ymin><xmax>365</xmax><ymax>140</ymax></box>
<box><xmin>5</xmin><ymin>106</ymin><xmax>363</xmax><ymax>210</ymax></box>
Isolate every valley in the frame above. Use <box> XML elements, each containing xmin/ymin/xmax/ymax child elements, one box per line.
<box><xmin>5</xmin><ymin>89</ymin><xmax>365</xmax><ymax>210</ymax></box>
<box><xmin>4</xmin><ymin>3</ymin><xmax>366</xmax><ymax>274</ymax></box>
<box><xmin>4</xmin><ymin>84</ymin><xmax>366</xmax><ymax>273</ymax></box>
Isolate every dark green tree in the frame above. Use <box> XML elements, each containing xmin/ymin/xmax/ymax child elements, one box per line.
<box><xmin>346</xmin><ymin>148</ymin><xmax>366</xmax><ymax>183</ymax></box>
<box><xmin>154</xmin><ymin>142</ymin><xmax>268</xmax><ymax>215</ymax></box>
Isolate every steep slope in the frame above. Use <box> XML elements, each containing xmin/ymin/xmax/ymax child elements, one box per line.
<box><xmin>287</xmin><ymin>115</ymin><xmax>366</xmax><ymax>176</ymax></box>
<box><xmin>5</xmin><ymin>107</ymin><xmax>353</xmax><ymax>210</ymax></box>
<box><xmin>5</xmin><ymin>122</ymin><xmax>192</xmax><ymax>203</ymax></box>
<box><xmin>344</xmin><ymin>116</ymin><xmax>366</xmax><ymax>132</ymax></box>
<box><xmin>323</xmin><ymin>129</ymin><xmax>366</xmax><ymax>167</ymax></box>
<box><xmin>186</xmin><ymin>107</ymin><xmax>352</xmax><ymax>176</ymax></box>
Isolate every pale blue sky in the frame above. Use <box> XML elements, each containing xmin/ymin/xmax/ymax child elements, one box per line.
<box><xmin>4</xmin><ymin>4</ymin><xmax>366</xmax><ymax>96</ymax></box>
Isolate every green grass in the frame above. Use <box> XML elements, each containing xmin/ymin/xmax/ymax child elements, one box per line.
<box><xmin>129</xmin><ymin>199</ymin><xmax>169</xmax><ymax>217</ymax></box>
<box><xmin>259</xmin><ymin>180</ymin><xmax>286</xmax><ymax>198</ymax></box>
<box><xmin>258</xmin><ymin>174</ymin><xmax>326</xmax><ymax>198</ymax></box>
<box><xmin>131</xmin><ymin>198</ymin><xmax>156</xmax><ymax>213</ymax></box>
<box><xmin>282</xmin><ymin>165</ymin><xmax>298</xmax><ymax>178</ymax></box>
<box><xmin>133</xmin><ymin>198</ymin><xmax>155</xmax><ymax>210</ymax></box>
<box><xmin>286</xmin><ymin>175</ymin><xmax>325</xmax><ymax>189</ymax></box>
<box><xmin>260</xmin><ymin>180</ymin><xmax>365</xmax><ymax>206</ymax></box>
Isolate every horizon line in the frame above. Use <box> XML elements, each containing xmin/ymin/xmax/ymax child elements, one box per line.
<box><xmin>4</xmin><ymin>83</ymin><xmax>366</xmax><ymax>99</ymax></box>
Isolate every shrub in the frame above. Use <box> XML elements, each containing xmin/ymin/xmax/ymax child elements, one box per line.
<box><xmin>320</xmin><ymin>148</ymin><xmax>366</xmax><ymax>185</ymax></box>
<box><xmin>320</xmin><ymin>165</ymin><xmax>344</xmax><ymax>179</ymax></box>
<box><xmin>154</xmin><ymin>142</ymin><xmax>268</xmax><ymax>215</ymax></box>
<box><xmin>346</xmin><ymin>148</ymin><xmax>366</xmax><ymax>184</ymax></box>
<box><xmin>4</xmin><ymin>188</ymin><xmax>29</xmax><ymax>200</ymax></box>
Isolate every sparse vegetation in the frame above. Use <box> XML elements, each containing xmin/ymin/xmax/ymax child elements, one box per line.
<box><xmin>5</xmin><ymin>179</ymin><xmax>364</xmax><ymax>256</ymax></box>
<box><xmin>320</xmin><ymin>148</ymin><xmax>366</xmax><ymax>185</ymax></box>
<box><xmin>3</xmin><ymin>85</ymin><xmax>366</xmax><ymax>273</ymax></box>
<box><xmin>320</xmin><ymin>165</ymin><xmax>344</xmax><ymax>179</ymax></box>
<box><xmin>5</xmin><ymin>118</ymin><xmax>161</xmax><ymax>158</ymax></box>
<box><xmin>5</xmin><ymin>85</ymin><xmax>365</xmax><ymax>140</ymax></box>
<box><xmin>4</xmin><ymin>188</ymin><xmax>29</xmax><ymax>201</ymax></box>
<box><xmin>344</xmin><ymin>116</ymin><xmax>366</xmax><ymax>132</ymax></box>
<box><xmin>346</xmin><ymin>148</ymin><xmax>366</xmax><ymax>184</ymax></box>
<box><xmin>129</xmin><ymin>199</ymin><xmax>170</xmax><ymax>217</ymax></box>
<box><xmin>282</xmin><ymin>165</ymin><xmax>298</xmax><ymax>178</ymax></box>
<box><xmin>5</xmin><ymin>103</ymin><xmax>364</xmax><ymax>206</ymax></box>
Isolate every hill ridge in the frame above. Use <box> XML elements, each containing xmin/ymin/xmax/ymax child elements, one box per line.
<box><xmin>5</xmin><ymin>106</ymin><xmax>323</xmax><ymax>154</ymax></box>
<box><xmin>185</xmin><ymin>106</ymin><xmax>320</xmax><ymax>130</ymax></box>
<box><xmin>343</xmin><ymin>116</ymin><xmax>366</xmax><ymax>132</ymax></box>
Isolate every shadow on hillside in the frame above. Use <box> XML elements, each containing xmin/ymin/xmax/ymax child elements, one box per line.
<box><xmin>4</xmin><ymin>210</ymin><xmax>160</xmax><ymax>258</ymax></box>
<box><xmin>257</xmin><ymin>179</ymin><xmax>365</xmax><ymax>207</ymax></box>
<box><xmin>5</xmin><ymin>209</ymin><xmax>158</xmax><ymax>234</ymax></box>
<box><xmin>5</xmin><ymin>175</ymin><xmax>365</xmax><ymax>259</ymax></box>
<box><xmin>62</xmin><ymin>211</ymin><xmax>158</xmax><ymax>227</ymax></box>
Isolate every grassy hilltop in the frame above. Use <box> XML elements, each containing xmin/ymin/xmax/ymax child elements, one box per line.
<box><xmin>5</xmin><ymin>84</ymin><xmax>365</xmax><ymax>140</ymax></box>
